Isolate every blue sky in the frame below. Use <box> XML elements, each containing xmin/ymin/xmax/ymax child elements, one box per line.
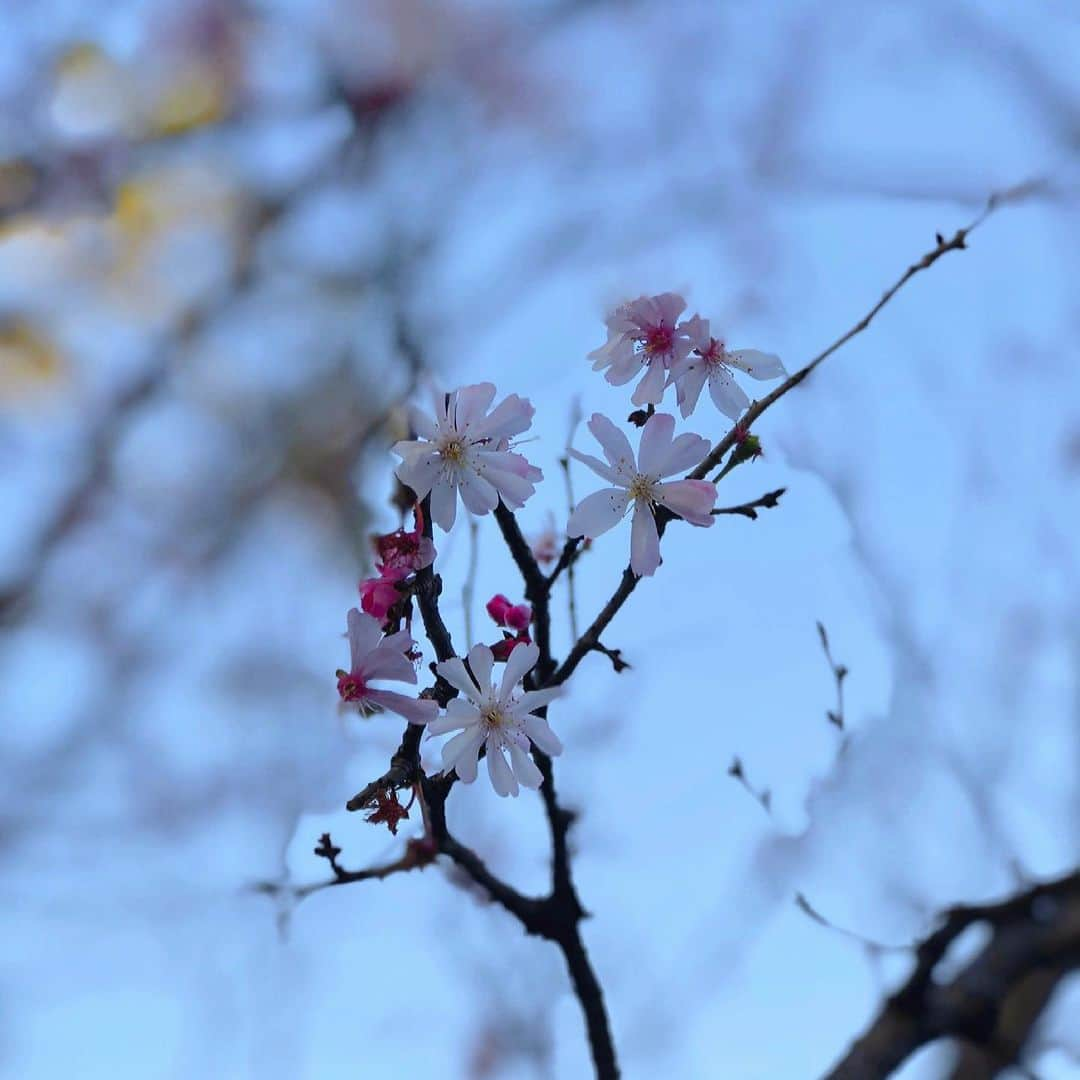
<box><xmin>1</xmin><ymin>1</ymin><xmax>1077</xmax><ymax>1077</ymax></box>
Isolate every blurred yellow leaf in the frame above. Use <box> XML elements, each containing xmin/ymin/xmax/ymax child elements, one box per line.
<box><xmin>148</xmin><ymin>63</ymin><xmax>229</xmax><ymax>137</ymax></box>
<box><xmin>0</xmin><ymin>321</ymin><xmax>66</xmax><ymax>400</ymax></box>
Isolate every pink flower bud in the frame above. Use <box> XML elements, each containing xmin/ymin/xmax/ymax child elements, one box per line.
<box><xmin>504</xmin><ymin>603</ymin><xmax>532</xmax><ymax>632</ymax></box>
<box><xmin>360</xmin><ymin>567</ymin><xmax>407</xmax><ymax>621</ymax></box>
<box><xmin>485</xmin><ymin>594</ymin><xmax>513</xmax><ymax>624</ymax></box>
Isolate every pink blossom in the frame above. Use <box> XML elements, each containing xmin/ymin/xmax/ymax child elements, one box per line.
<box><xmin>393</xmin><ymin>383</ymin><xmax>542</xmax><ymax>531</ymax></box>
<box><xmin>668</xmin><ymin>315</ymin><xmax>785</xmax><ymax>419</ymax></box>
<box><xmin>567</xmin><ymin>411</ymin><xmax>716</xmax><ymax>577</ymax></box>
<box><xmin>337</xmin><ymin>608</ymin><xmax>438</xmax><ymax>725</ymax></box>
<box><xmin>529</xmin><ymin>511</ymin><xmax>560</xmax><ymax>566</ymax></box>
<box><xmin>359</xmin><ymin>566</ymin><xmax>407</xmax><ymax>621</ymax></box>
<box><xmin>374</xmin><ymin>503</ymin><xmax>436</xmax><ymax>574</ymax></box>
<box><xmin>588</xmin><ymin>293</ymin><xmax>692</xmax><ymax>406</ymax></box>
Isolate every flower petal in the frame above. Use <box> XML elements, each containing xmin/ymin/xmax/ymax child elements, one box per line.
<box><xmin>453</xmin><ymin>382</ymin><xmax>497</xmax><ymax>434</ymax></box>
<box><xmin>508</xmin><ymin>742</ymin><xmax>543</xmax><ymax>789</ymax></box>
<box><xmin>393</xmin><ymin>447</ymin><xmax>442</xmax><ymax>501</ymax></box>
<box><xmin>630</xmin><ymin>358</ymin><xmax>667</xmax><ymax>406</ymax></box>
<box><xmin>726</xmin><ymin>348</ymin><xmax>786</xmax><ymax>380</ymax></box>
<box><xmin>365</xmin><ymin>689</ymin><xmax>438</xmax><ymax>725</ymax></box>
<box><xmin>681</xmin><ymin>313</ymin><xmax>710</xmax><ymax>352</ymax></box>
<box><xmin>653</xmin><ymin>292</ymin><xmax>687</xmax><ymax>324</ymax></box>
<box><xmin>426</xmin><ymin>700</ymin><xmax>479</xmax><ymax>735</ymax></box>
<box><xmin>455</xmin><ymin>465</ymin><xmax>499</xmax><ymax>516</ymax></box>
<box><xmin>654</xmin><ymin>479</ymin><xmax>717</xmax><ymax>526</ymax></box>
<box><xmin>499</xmin><ymin>640</ymin><xmax>539</xmax><ymax>704</ymax></box>
<box><xmin>429</xmin><ymin>473</ymin><xmax>458</xmax><ymax>530</ymax></box>
<box><xmin>346</xmin><ymin>608</ymin><xmax>383</xmax><ymax>671</ymax></box>
<box><xmin>629</xmin><ymin>500</ymin><xmax>660</xmax><ymax>577</ymax></box>
<box><xmin>467</xmin><ymin>644</ymin><xmax>495</xmax><ymax>695</ymax></box>
<box><xmin>567</xmin><ymin>448</ymin><xmax>624</xmax><ymax>485</ymax></box>
<box><xmin>637</xmin><ymin>411</ymin><xmax>676</xmax><ymax>476</ymax></box>
<box><xmin>475</xmin><ymin>453</ymin><xmax>539</xmax><ymax>508</ymax></box>
<box><xmin>476</xmin><ymin>393</ymin><xmax>535</xmax><ymax>442</ymax></box>
<box><xmin>657</xmin><ymin>431</ymin><xmax>711</xmax><ymax>477</ymax></box>
<box><xmin>523</xmin><ymin>713</ymin><xmax>563</xmax><ymax>756</ymax></box>
<box><xmin>566</xmin><ymin>487</ymin><xmax>630</xmax><ymax>539</ymax></box>
<box><xmin>707</xmin><ymin>368</ymin><xmax>749</xmax><ymax>420</ymax></box>
<box><xmin>486</xmin><ymin>741</ymin><xmax>519</xmax><ymax>797</ymax></box>
<box><xmin>515</xmin><ymin>687</ymin><xmax>561</xmax><ymax>713</ymax></box>
<box><xmin>673</xmin><ymin>362</ymin><xmax>708</xmax><ymax>418</ymax></box>
<box><xmin>587</xmin><ymin>413</ymin><xmax>636</xmax><ymax>474</ymax></box>
<box><xmin>360</xmin><ymin>646</ymin><xmax>417</xmax><ymax>684</ymax></box>
<box><xmin>443</xmin><ymin>728</ymin><xmax>484</xmax><ymax>782</ymax></box>
<box><xmin>435</xmin><ymin>655</ymin><xmax>484</xmax><ymax>704</ymax></box>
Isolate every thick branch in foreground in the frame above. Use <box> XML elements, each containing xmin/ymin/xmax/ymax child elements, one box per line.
<box><xmin>824</xmin><ymin>870</ymin><xmax>1080</xmax><ymax>1080</ymax></box>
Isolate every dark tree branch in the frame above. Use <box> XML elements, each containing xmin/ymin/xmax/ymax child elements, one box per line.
<box><xmin>493</xmin><ymin>501</ymin><xmax>555</xmax><ymax>683</ymax></box>
<box><xmin>547</xmin><ymin>535</ymin><xmax>585</xmax><ymax>586</ymax></box>
<box><xmin>824</xmin><ymin>870</ymin><xmax>1080</xmax><ymax>1080</ymax></box>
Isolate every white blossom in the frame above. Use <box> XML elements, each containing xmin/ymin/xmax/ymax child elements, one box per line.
<box><xmin>669</xmin><ymin>315</ymin><xmax>786</xmax><ymax>419</ymax></box>
<box><xmin>428</xmin><ymin>642</ymin><xmax>562</xmax><ymax>797</ymax></box>
<box><xmin>567</xmin><ymin>412</ymin><xmax>716</xmax><ymax>577</ymax></box>
<box><xmin>393</xmin><ymin>382</ymin><xmax>542</xmax><ymax>531</ymax></box>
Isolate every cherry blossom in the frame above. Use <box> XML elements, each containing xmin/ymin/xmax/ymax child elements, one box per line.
<box><xmin>337</xmin><ymin>608</ymin><xmax>437</xmax><ymax>725</ymax></box>
<box><xmin>566</xmin><ymin>411</ymin><xmax>716</xmax><ymax>577</ymax></box>
<box><xmin>529</xmin><ymin>511</ymin><xmax>560</xmax><ymax>566</ymax></box>
<box><xmin>588</xmin><ymin>292</ymin><xmax>692</xmax><ymax>406</ymax></box>
<box><xmin>393</xmin><ymin>383</ymin><xmax>542</xmax><ymax>531</ymax></box>
<box><xmin>359</xmin><ymin>565</ymin><xmax>406</xmax><ymax>621</ymax></box>
<box><xmin>427</xmin><ymin>642</ymin><xmax>562</xmax><ymax>797</ymax></box>
<box><xmin>668</xmin><ymin>315</ymin><xmax>785</xmax><ymax>419</ymax></box>
<box><xmin>374</xmin><ymin>503</ymin><xmax>436</xmax><ymax>574</ymax></box>
<box><xmin>359</xmin><ymin>505</ymin><xmax>437</xmax><ymax>623</ymax></box>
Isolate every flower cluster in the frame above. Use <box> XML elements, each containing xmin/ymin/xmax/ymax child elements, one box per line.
<box><xmin>589</xmin><ymin>292</ymin><xmax>785</xmax><ymax>420</ymax></box>
<box><xmin>358</xmin><ymin>504</ymin><xmax>436</xmax><ymax>624</ymax></box>
<box><xmin>333</xmin><ymin>291</ymin><xmax>782</xmax><ymax>798</ymax></box>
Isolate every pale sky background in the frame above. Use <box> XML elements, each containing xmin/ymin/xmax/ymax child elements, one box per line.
<box><xmin>1</xmin><ymin>1</ymin><xmax>1077</xmax><ymax>1078</ymax></box>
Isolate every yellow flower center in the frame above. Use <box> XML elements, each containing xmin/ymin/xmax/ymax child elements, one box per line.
<box><xmin>442</xmin><ymin>438</ymin><xmax>466</xmax><ymax>464</ymax></box>
<box><xmin>628</xmin><ymin>474</ymin><xmax>655</xmax><ymax>502</ymax></box>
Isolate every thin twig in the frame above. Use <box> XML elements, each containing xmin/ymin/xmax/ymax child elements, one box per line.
<box><xmin>559</xmin><ymin>454</ymin><xmax>581</xmax><ymax>641</ymax></box>
<box><xmin>689</xmin><ymin>186</ymin><xmax>1034</xmax><ymax>484</ymax></box>
<box><xmin>727</xmin><ymin>756</ymin><xmax>773</xmax><ymax>817</ymax></box>
<box><xmin>463</xmin><ymin>516</ymin><xmax>479</xmax><ymax>647</ymax></box>
<box><xmin>711</xmin><ymin>487</ymin><xmax>787</xmax><ymax>520</ymax></box>
<box><xmin>816</xmin><ymin>621</ymin><xmax>848</xmax><ymax>730</ymax></box>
